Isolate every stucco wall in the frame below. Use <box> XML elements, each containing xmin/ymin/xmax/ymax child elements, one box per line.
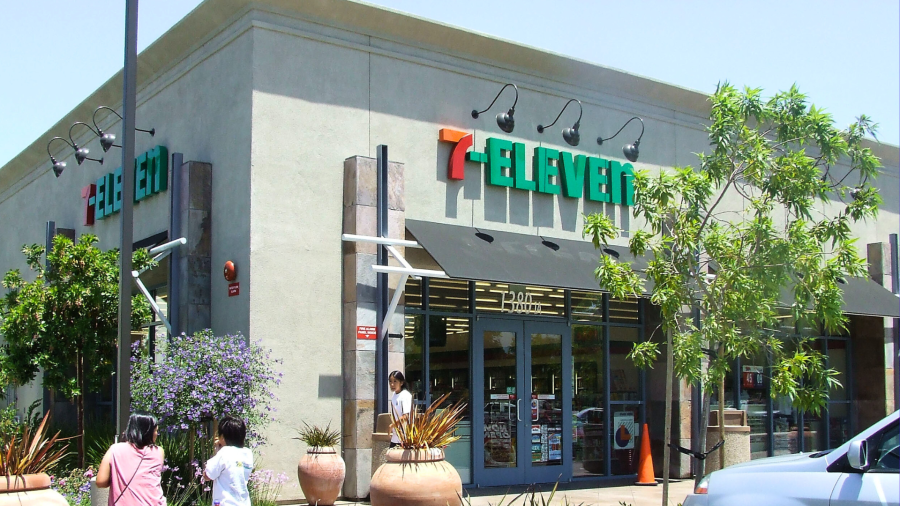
<box><xmin>0</xmin><ymin>23</ymin><xmax>253</xmax><ymax>419</ymax></box>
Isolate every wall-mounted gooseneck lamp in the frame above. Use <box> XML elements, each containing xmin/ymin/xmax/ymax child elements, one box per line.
<box><xmin>537</xmin><ymin>98</ymin><xmax>582</xmax><ymax>146</ymax></box>
<box><xmin>92</xmin><ymin>105</ymin><xmax>155</xmax><ymax>152</ymax></box>
<box><xmin>68</xmin><ymin>122</ymin><xmax>104</xmax><ymax>166</ymax></box>
<box><xmin>597</xmin><ymin>116</ymin><xmax>644</xmax><ymax>162</ymax></box>
<box><xmin>472</xmin><ymin>83</ymin><xmax>518</xmax><ymax>133</ymax></box>
<box><xmin>47</xmin><ymin>137</ymin><xmax>72</xmax><ymax>178</ymax></box>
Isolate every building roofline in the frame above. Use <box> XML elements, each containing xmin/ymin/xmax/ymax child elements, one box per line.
<box><xmin>2</xmin><ymin>0</ymin><xmax>897</xmax><ymax>189</ymax></box>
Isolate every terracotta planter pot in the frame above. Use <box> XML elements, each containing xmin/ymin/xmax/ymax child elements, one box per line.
<box><xmin>297</xmin><ymin>447</ymin><xmax>345</xmax><ymax>506</ymax></box>
<box><xmin>369</xmin><ymin>448</ymin><xmax>462</xmax><ymax>506</ymax></box>
<box><xmin>0</xmin><ymin>473</ymin><xmax>68</xmax><ymax>506</ymax></box>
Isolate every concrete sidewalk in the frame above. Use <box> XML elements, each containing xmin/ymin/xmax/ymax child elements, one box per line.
<box><xmin>459</xmin><ymin>479</ymin><xmax>695</xmax><ymax>506</ymax></box>
<box><xmin>325</xmin><ymin>479</ymin><xmax>695</xmax><ymax>506</ymax></box>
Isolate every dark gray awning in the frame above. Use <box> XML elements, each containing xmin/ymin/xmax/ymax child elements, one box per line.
<box><xmin>836</xmin><ymin>277</ymin><xmax>900</xmax><ymax>318</ymax></box>
<box><xmin>778</xmin><ymin>277</ymin><xmax>900</xmax><ymax>318</ymax></box>
<box><xmin>406</xmin><ymin>219</ymin><xmax>900</xmax><ymax>318</ymax></box>
<box><xmin>405</xmin><ymin>219</ymin><xmax>649</xmax><ymax>294</ymax></box>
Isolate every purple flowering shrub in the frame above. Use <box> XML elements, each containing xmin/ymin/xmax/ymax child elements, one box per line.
<box><xmin>50</xmin><ymin>468</ymin><xmax>93</xmax><ymax>506</ymax></box>
<box><xmin>131</xmin><ymin>330</ymin><xmax>283</xmax><ymax>445</ymax></box>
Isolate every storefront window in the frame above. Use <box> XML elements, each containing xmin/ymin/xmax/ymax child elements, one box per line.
<box><xmin>610</xmin><ymin>328</ymin><xmax>640</xmax><ymax>401</ymax></box>
<box><xmin>529</xmin><ymin>332</ymin><xmax>563</xmax><ymax>467</ymax></box>
<box><xmin>475</xmin><ymin>282</ymin><xmax>565</xmax><ymax>317</ymax></box>
<box><xmin>805</xmin><ymin>340</ymin><xmax>826</xmax><ymax>452</ymax></box>
<box><xmin>608</xmin><ymin>297</ymin><xmax>640</xmax><ymax>324</ymax></box>
<box><xmin>740</xmin><ymin>355</ymin><xmax>770</xmax><ymax>459</ymax></box>
<box><xmin>571</xmin><ymin>291</ymin><xmax>603</xmax><ymax>321</ymax></box>
<box><xmin>771</xmin><ymin>390</ymin><xmax>800</xmax><ymax>456</ymax></box>
<box><xmin>428</xmin><ymin>315</ymin><xmax>472</xmax><ymax>483</ymax></box>
<box><xmin>827</xmin><ymin>340</ymin><xmax>848</xmax><ymax>403</ymax></box>
<box><xmin>768</xmin><ymin>338</ymin><xmax>799</xmax><ymax>456</ymax></box>
<box><xmin>572</xmin><ymin>325</ymin><xmax>604</xmax><ymax>476</ymax></box>
<box><xmin>484</xmin><ymin>330</ymin><xmax>518</xmax><ymax>469</ymax></box>
<box><xmin>405</xmin><ymin>277</ymin><xmax>423</xmax><ymax>309</ymax></box>
<box><xmin>428</xmin><ymin>278</ymin><xmax>470</xmax><ymax>312</ymax></box>
<box><xmin>403</xmin><ymin>314</ymin><xmax>425</xmax><ymax>404</ymax></box>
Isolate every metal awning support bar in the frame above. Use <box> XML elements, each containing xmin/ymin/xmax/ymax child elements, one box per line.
<box><xmin>340</xmin><ymin>234</ymin><xmax>422</xmax><ymax>248</ymax></box>
<box><xmin>135</xmin><ymin>238</ymin><xmax>187</xmax><ymax>277</ymax></box>
<box><xmin>372</xmin><ymin>265</ymin><xmax>448</xmax><ymax>278</ymax></box>
<box><xmin>131</xmin><ymin>237</ymin><xmax>186</xmax><ymax>334</ymax></box>
<box><xmin>385</xmin><ymin>245</ymin><xmax>415</xmax><ymax>272</ymax></box>
<box><xmin>132</xmin><ymin>274</ymin><xmax>172</xmax><ymax>334</ymax></box>
<box><xmin>149</xmin><ymin>237</ymin><xmax>187</xmax><ymax>256</ymax></box>
<box><xmin>341</xmin><ymin>233</ymin><xmax>448</xmax><ymax>340</ymax></box>
<box><xmin>382</xmin><ymin>273</ymin><xmax>409</xmax><ymax>340</ymax></box>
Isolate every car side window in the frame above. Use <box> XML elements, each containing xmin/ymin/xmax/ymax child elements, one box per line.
<box><xmin>871</xmin><ymin>421</ymin><xmax>899</xmax><ymax>472</ymax></box>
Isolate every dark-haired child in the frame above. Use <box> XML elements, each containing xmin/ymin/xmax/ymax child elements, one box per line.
<box><xmin>388</xmin><ymin>370</ymin><xmax>412</xmax><ymax>447</ymax></box>
<box><xmin>203</xmin><ymin>416</ymin><xmax>253</xmax><ymax>506</ymax></box>
<box><xmin>96</xmin><ymin>411</ymin><xmax>165</xmax><ymax>506</ymax></box>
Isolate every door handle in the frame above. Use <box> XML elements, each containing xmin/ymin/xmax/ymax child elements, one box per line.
<box><xmin>516</xmin><ymin>398</ymin><xmax>522</xmax><ymax>422</ymax></box>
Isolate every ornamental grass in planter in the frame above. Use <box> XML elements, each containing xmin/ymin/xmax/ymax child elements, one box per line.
<box><xmin>0</xmin><ymin>412</ymin><xmax>69</xmax><ymax>506</ymax></box>
<box><xmin>294</xmin><ymin>422</ymin><xmax>344</xmax><ymax>506</ymax></box>
<box><xmin>370</xmin><ymin>392</ymin><xmax>467</xmax><ymax>506</ymax></box>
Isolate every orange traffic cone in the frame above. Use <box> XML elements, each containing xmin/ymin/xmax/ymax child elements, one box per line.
<box><xmin>634</xmin><ymin>423</ymin><xmax>657</xmax><ymax>486</ymax></box>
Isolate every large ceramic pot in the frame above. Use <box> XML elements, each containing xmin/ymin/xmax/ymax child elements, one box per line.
<box><xmin>297</xmin><ymin>447</ymin><xmax>345</xmax><ymax>506</ymax></box>
<box><xmin>0</xmin><ymin>473</ymin><xmax>68</xmax><ymax>506</ymax></box>
<box><xmin>369</xmin><ymin>448</ymin><xmax>462</xmax><ymax>506</ymax></box>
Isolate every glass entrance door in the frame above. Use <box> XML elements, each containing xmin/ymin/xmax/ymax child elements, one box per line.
<box><xmin>473</xmin><ymin>319</ymin><xmax>571</xmax><ymax>487</ymax></box>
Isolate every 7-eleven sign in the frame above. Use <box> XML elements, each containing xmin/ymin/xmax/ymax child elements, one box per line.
<box><xmin>439</xmin><ymin>128</ymin><xmax>473</xmax><ymax>180</ymax></box>
<box><xmin>438</xmin><ymin>128</ymin><xmax>634</xmax><ymax>206</ymax></box>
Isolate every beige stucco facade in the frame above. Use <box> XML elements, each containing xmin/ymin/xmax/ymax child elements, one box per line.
<box><xmin>1</xmin><ymin>0</ymin><xmax>897</xmax><ymax>501</ymax></box>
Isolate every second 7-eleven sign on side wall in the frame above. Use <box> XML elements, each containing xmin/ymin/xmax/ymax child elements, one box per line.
<box><xmin>439</xmin><ymin>128</ymin><xmax>634</xmax><ymax>206</ymax></box>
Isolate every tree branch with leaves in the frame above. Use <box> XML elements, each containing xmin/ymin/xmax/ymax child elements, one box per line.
<box><xmin>584</xmin><ymin>83</ymin><xmax>881</xmax><ymax>488</ymax></box>
<box><xmin>0</xmin><ymin>234</ymin><xmax>154</xmax><ymax>466</ymax></box>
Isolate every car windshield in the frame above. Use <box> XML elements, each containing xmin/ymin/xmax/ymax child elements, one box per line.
<box><xmin>809</xmin><ymin>449</ymin><xmax>834</xmax><ymax>458</ymax></box>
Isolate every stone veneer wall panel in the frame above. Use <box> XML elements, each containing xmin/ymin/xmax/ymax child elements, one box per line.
<box><xmin>341</xmin><ymin>155</ymin><xmax>405</xmax><ymax>500</ymax></box>
<box><xmin>176</xmin><ymin>161</ymin><xmax>212</xmax><ymax>335</ymax></box>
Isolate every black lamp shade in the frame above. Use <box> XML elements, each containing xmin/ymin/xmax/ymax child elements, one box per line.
<box><xmin>496</xmin><ymin>109</ymin><xmax>515</xmax><ymax>133</ymax></box>
<box><xmin>75</xmin><ymin>148</ymin><xmax>90</xmax><ymax>165</ymax></box>
<box><xmin>562</xmin><ymin>127</ymin><xmax>580</xmax><ymax>146</ymax></box>
<box><xmin>52</xmin><ymin>159</ymin><xmax>66</xmax><ymax>178</ymax></box>
<box><xmin>101</xmin><ymin>133</ymin><xmax>117</xmax><ymax>152</ymax></box>
<box><xmin>623</xmin><ymin>140</ymin><xmax>640</xmax><ymax>162</ymax></box>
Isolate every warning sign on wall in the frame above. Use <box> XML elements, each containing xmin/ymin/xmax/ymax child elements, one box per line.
<box><xmin>357</xmin><ymin>326</ymin><xmax>377</xmax><ymax>340</ymax></box>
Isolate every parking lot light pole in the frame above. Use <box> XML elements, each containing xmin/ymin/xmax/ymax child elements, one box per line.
<box><xmin>116</xmin><ymin>0</ymin><xmax>138</xmax><ymax>437</ymax></box>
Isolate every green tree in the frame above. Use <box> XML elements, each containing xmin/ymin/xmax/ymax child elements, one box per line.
<box><xmin>0</xmin><ymin>234</ymin><xmax>154</xmax><ymax>466</ymax></box>
<box><xmin>585</xmin><ymin>83</ymin><xmax>881</xmax><ymax>491</ymax></box>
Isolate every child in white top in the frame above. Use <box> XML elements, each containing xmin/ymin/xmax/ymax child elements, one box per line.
<box><xmin>204</xmin><ymin>416</ymin><xmax>253</xmax><ymax>506</ymax></box>
<box><xmin>389</xmin><ymin>370</ymin><xmax>413</xmax><ymax>447</ymax></box>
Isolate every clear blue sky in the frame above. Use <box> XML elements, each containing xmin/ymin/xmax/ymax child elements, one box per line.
<box><xmin>2</xmin><ymin>0</ymin><xmax>897</xmax><ymax>169</ymax></box>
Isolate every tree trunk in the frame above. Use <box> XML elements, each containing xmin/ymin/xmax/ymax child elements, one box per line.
<box><xmin>662</xmin><ymin>327</ymin><xmax>673</xmax><ymax>506</ymax></box>
<box><xmin>76</xmin><ymin>351</ymin><xmax>85</xmax><ymax>468</ymax></box>
<box><xmin>695</xmin><ymin>381</ymin><xmax>712</xmax><ymax>487</ymax></box>
<box><xmin>717</xmin><ymin>368</ymin><xmax>726</xmax><ymax>468</ymax></box>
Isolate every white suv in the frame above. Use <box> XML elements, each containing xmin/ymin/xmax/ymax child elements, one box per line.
<box><xmin>683</xmin><ymin>410</ymin><xmax>898</xmax><ymax>506</ymax></box>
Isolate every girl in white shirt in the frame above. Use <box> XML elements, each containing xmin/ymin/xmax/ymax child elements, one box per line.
<box><xmin>388</xmin><ymin>370</ymin><xmax>413</xmax><ymax>447</ymax></box>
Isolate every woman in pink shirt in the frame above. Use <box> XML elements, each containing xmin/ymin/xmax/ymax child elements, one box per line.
<box><xmin>96</xmin><ymin>412</ymin><xmax>166</xmax><ymax>506</ymax></box>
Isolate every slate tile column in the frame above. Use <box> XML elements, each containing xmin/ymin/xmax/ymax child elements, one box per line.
<box><xmin>174</xmin><ymin>161</ymin><xmax>212</xmax><ymax>336</ymax></box>
<box><xmin>341</xmin><ymin>155</ymin><xmax>405</xmax><ymax>500</ymax></box>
